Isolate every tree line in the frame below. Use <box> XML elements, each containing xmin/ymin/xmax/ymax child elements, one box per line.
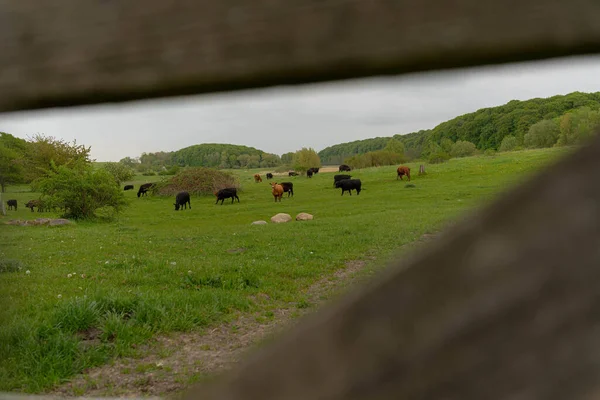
<box><xmin>319</xmin><ymin>91</ymin><xmax>600</xmax><ymax>164</ymax></box>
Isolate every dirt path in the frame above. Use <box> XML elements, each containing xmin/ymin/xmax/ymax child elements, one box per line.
<box><xmin>51</xmin><ymin>234</ymin><xmax>438</xmax><ymax>398</ymax></box>
<box><xmin>51</xmin><ymin>259</ymin><xmax>374</xmax><ymax>398</ymax></box>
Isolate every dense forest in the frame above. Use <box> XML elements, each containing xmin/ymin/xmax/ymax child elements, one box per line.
<box><xmin>318</xmin><ymin>91</ymin><xmax>600</xmax><ymax>163</ymax></box>
<box><xmin>119</xmin><ymin>143</ymin><xmax>282</xmax><ymax>173</ymax></box>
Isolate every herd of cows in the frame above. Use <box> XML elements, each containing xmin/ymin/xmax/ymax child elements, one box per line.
<box><xmin>4</xmin><ymin>165</ymin><xmax>412</xmax><ymax>213</ymax></box>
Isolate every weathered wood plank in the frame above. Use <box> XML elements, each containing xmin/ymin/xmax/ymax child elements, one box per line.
<box><xmin>186</xmin><ymin>136</ymin><xmax>600</xmax><ymax>399</ymax></box>
<box><xmin>1</xmin><ymin>0</ymin><xmax>600</xmax><ymax>112</ymax></box>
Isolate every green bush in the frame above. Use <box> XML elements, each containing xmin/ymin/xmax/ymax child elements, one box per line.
<box><xmin>36</xmin><ymin>163</ymin><xmax>127</xmax><ymax>220</ymax></box>
<box><xmin>498</xmin><ymin>135</ymin><xmax>519</xmax><ymax>152</ymax></box>
<box><xmin>102</xmin><ymin>162</ymin><xmax>135</xmax><ymax>184</ymax></box>
<box><xmin>524</xmin><ymin>119</ymin><xmax>559</xmax><ymax>148</ymax></box>
<box><xmin>484</xmin><ymin>149</ymin><xmax>496</xmax><ymax>156</ymax></box>
<box><xmin>428</xmin><ymin>151</ymin><xmax>451</xmax><ymax>164</ymax></box>
<box><xmin>450</xmin><ymin>140</ymin><xmax>477</xmax><ymax>158</ymax></box>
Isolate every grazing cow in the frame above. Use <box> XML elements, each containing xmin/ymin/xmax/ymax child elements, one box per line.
<box><xmin>25</xmin><ymin>199</ymin><xmax>43</xmax><ymax>212</ymax></box>
<box><xmin>339</xmin><ymin>164</ymin><xmax>352</xmax><ymax>172</ymax></box>
<box><xmin>308</xmin><ymin>167</ymin><xmax>320</xmax><ymax>175</ymax></box>
<box><xmin>7</xmin><ymin>199</ymin><xmax>17</xmax><ymax>211</ymax></box>
<box><xmin>280</xmin><ymin>182</ymin><xmax>294</xmax><ymax>197</ymax></box>
<box><xmin>214</xmin><ymin>188</ymin><xmax>240</xmax><ymax>205</ymax></box>
<box><xmin>288</xmin><ymin>171</ymin><xmax>299</xmax><ymax>177</ymax></box>
<box><xmin>174</xmin><ymin>191</ymin><xmax>191</xmax><ymax>211</ymax></box>
<box><xmin>335</xmin><ymin>179</ymin><xmax>362</xmax><ymax>196</ymax></box>
<box><xmin>397</xmin><ymin>166</ymin><xmax>411</xmax><ymax>181</ymax></box>
<box><xmin>266</xmin><ymin>173</ymin><xmax>273</xmax><ymax>180</ymax></box>
<box><xmin>307</xmin><ymin>169</ymin><xmax>313</xmax><ymax>178</ymax></box>
<box><xmin>254</xmin><ymin>174</ymin><xmax>262</xmax><ymax>183</ymax></box>
<box><xmin>271</xmin><ymin>182</ymin><xmax>284</xmax><ymax>202</ymax></box>
<box><xmin>124</xmin><ymin>184</ymin><xmax>134</xmax><ymax>191</ymax></box>
<box><xmin>333</xmin><ymin>174</ymin><xmax>352</xmax><ymax>187</ymax></box>
<box><xmin>137</xmin><ymin>183</ymin><xmax>153</xmax><ymax>198</ymax></box>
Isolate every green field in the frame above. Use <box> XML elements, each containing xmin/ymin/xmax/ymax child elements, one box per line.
<box><xmin>0</xmin><ymin>147</ymin><xmax>572</xmax><ymax>393</ymax></box>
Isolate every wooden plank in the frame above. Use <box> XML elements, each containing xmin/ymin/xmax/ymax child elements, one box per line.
<box><xmin>187</xmin><ymin>135</ymin><xmax>600</xmax><ymax>399</ymax></box>
<box><xmin>1</xmin><ymin>0</ymin><xmax>600</xmax><ymax>112</ymax></box>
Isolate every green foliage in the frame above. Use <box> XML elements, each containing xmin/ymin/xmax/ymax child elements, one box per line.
<box><xmin>319</xmin><ymin>91</ymin><xmax>600</xmax><ymax>161</ymax></box>
<box><xmin>158</xmin><ymin>165</ymin><xmax>181</xmax><ymax>176</ymax></box>
<box><xmin>102</xmin><ymin>162</ymin><xmax>135</xmax><ymax>184</ymax></box>
<box><xmin>24</xmin><ymin>134</ymin><xmax>92</xmax><ymax>182</ymax></box>
<box><xmin>151</xmin><ymin>167</ymin><xmax>239</xmax><ymax>196</ymax></box>
<box><xmin>36</xmin><ymin>163</ymin><xmax>127</xmax><ymax>220</ymax></box>
<box><xmin>428</xmin><ymin>151</ymin><xmax>451</xmax><ymax>164</ymax></box>
<box><xmin>524</xmin><ymin>119</ymin><xmax>560</xmax><ymax>148</ymax></box>
<box><xmin>499</xmin><ymin>135</ymin><xmax>519</xmax><ymax>152</ymax></box>
<box><xmin>384</xmin><ymin>138</ymin><xmax>405</xmax><ymax>155</ymax></box>
<box><xmin>281</xmin><ymin>152</ymin><xmax>294</xmax><ymax>164</ymax></box>
<box><xmin>450</xmin><ymin>140</ymin><xmax>477</xmax><ymax>158</ymax></box>
<box><xmin>292</xmin><ymin>147</ymin><xmax>321</xmax><ymax>172</ymax></box>
<box><xmin>0</xmin><ymin>133</ymin><xmax>26</xmax><ymax>192</ymax></box>
<box><xmin>484</xmin><ymin>149</ymin><xmax>497</xmax><ymax>157</ymax></box>
<box><xmin>318</xmin><ymin>136</ymin><xmax>391</xmax><ymax>164</ymax></box>
<box><xmin>557</xmin><ymin>107</ymin><xmax>600</xmax><ymax>146</ymax></box>
<box><xmin>345</xmin><ymin>150</ymin><xmax>405</xmax><ymax>169</ymax></box>
<box><xmin>118</xmin><ymin>157</ymin><xmax>140</xmax><ymax>168</ymax></box>
<box><xmin>167</xmin><ymin>143</ymin><xmax>281</xmax><ymax>170</ymax></box>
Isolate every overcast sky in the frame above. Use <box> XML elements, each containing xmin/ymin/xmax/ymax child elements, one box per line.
<box><xmin>1</xmin><ymin>55</ymin><xmax>600</xmax><ymax>162</ymax></box>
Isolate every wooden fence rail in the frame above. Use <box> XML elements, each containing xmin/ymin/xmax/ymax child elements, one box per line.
<box><xmin>2</xmin><ymin>0</ymin><xmax>600</xmax><ymax>399</ymax></box>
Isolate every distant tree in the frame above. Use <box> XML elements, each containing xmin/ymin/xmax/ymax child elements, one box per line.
<box><xmin>498</xmin><ymin>135</ymin><xmax>519</xmax><ymax>152</ymax></box>
<box><xmin>247</xmin><ymin>155</ymin><xmax>261</xmax><ymax>168</ymax></box>
<box><xmin>292</xmin><ymin>148</ymin><xmax>321</xmax><ymax>172</ymax></box>
<box><xmin>102</xmin><ymin>162</ymin><xmax>135</xmax><ymax>184</ymax></box>
<box><xmin>440</xmin><ymin>138</ymin><xmax>454</xmax><ymax>154</ymax></box>
<box><xmin>119</xmin><ymin>157</ymin><xmax>139</xmax><ymax>168</ymax></box>
<box><xmin>384</xmin><ymin>138</ymin><xmax>405</xmax><ymax>155</ymax></box>
<box><xmin>37</xmin><ymin>162</ymin><xmax>127</xmax><ymax>220</ymax></box>
<box><xmin>557</xmin><ymin>107</ymin><xmax>600</xmax><ymax>146</ymax></box>
<box><xmin>524</xmin><ymin>119</ymin><xmax>560</xmax><ymax>148</ymax></box>
<box><xmin>281</xmin><ymin>152</ymin><xmax>294</xmax><ymax>164</ymax></box>
<box><xmin>450</xmin><ymin>140</ymin><xmax>477</xmax><ymax>158</ymax></box>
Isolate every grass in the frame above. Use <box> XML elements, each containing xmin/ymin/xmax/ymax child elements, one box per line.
<box><xmin>0</xmin><ymin>147</ymin><xmax>572</xmax><ymax>393</ymax></box>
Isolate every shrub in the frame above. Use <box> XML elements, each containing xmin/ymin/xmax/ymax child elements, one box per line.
<box><xmin>499</xmin><ymin>135</ymin><xmax>519</xmax><ymax>152</ymax></box>
<box><xmin>142</xmin><ymin>171</ymin><xmax>156</xmax><ymax>176</ymax></box>
<box><xmin>428</xmin><ymin>151</ymin><xmax>450</xmax><ymax>164</ymax></box>
<box><xmin>450</xmin><ymin>140</ymin><xmax>477</xmax><ymax>158</ymax></box>
<box><xmin>158</xmin><ymin>165</ymin><xmax>181</xmax><ymax>176</ymax></box>
<box><xmin>102</xmin><ymin>162</ymin><xmax>135</xmax><ymax>184</ymax></box>
<box><xmin>484</xmin><ymin>149</ymin><xmax>496</xmax><ymax>156</ymax></box>
<box><xmin>151</xmin><ymin>167</ymin><xmax>239</xmax><ymax>196</ymax></box>
<box><xmin>524</xmin><ymin>119</ymin><xmax>559</xmax><ymax>148</ymax></box>
<box><xmin>36</xmin><ymin>163</ymin><xmax>127</xmax><ymax>220</ymax></box>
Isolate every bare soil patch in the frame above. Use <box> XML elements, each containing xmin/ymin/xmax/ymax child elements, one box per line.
<box><xmin>51</xmin><ymin>234</ymin><xmax>437</xmax><ymax>398</ymax></box>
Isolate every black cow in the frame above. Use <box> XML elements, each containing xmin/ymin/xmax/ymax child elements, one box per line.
<box><xmin>6</xmin><ymin>199</ymin><xmax>17</xmax><ymax>211</ymax></box>
<box><xmin>335</xmin><ymin>179</ymin><xmax>362</xmax><ymax>196</ymax></box>
<box><xmin>333</xmin><ymin>174</ymin><xmax>352</xmax><ymax>187</ymax></box>
<box><xmin>307</xmin><ymin>169</ymin><xmax>313</xmax><ymax>178</ymax></box>
<box><xmin>25</xmin><ymin>199</ymin><xmax>43</xmax><ymax>212</ymax></box>
<box><xmin>174</xmin><ymin>191</ymin><xmax>191</xmax><ymax>211</ymax></box>
<box><xmin>266</xmin><ymin>173</ymin><xmax>273</xmax><ymax>180</ymax></box>
<box><xmin>215</xmin><ymin>188</ymin><xmax>240</xmax><ymax>205</ymax></box>
<box><xmin>308</xmin><ymin>167</ymin><xmax>320</xmax><ymax>175</ymax></box>
<box><xmin>137</xmin><ymin>183</ymin><xmax>153</xmax><ymax>198</ymax></box>
<box><xmin>280</xmin><ymin>182</ymin><xmax>294</xmax><ymax>197</ymax></box>
<box><xmin>288</xmin><ymin>171</ymin><xmax>299</xmax><ymax>177</ymax></box>
<box><xmin>339</xmin><ymin>164</ymin><xmax>352</xmax><ymax>172</ymax></box>
<box><xmin>124</xmin><ymin>185</ymin><xmax>134</xmax><ymax>191</ymax></box>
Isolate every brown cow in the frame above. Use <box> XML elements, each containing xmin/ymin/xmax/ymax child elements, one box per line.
<box><xmin>397</xmin><ymin>166</ymin><xmax>411</xmax><ymax>181</ymax></box>
<box><xmin>271</xmin><ymin>182</ymin><xmax>284</xmax><ymax>202</ymax></box>
<box><xmin>254</xmin><ymin>174</ymin><xmax>262</xmax><ymax>183</ymax></box>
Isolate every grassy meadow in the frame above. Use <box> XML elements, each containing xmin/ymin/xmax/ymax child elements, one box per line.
<box><xmin>0</xmin><ymin>147</ymin><xmax>572</xmax><ymax>393</ymax></box>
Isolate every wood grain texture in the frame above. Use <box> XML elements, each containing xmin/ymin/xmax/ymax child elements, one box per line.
<box><xmin>186</xmin><ymin>135</ymin><xmax>600</xmax><ymax>399</ymax></box>
<box><xmin>1</xmin><ymin>0</ymin><xmax>600</xmax><ymax>112</ymax></box>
